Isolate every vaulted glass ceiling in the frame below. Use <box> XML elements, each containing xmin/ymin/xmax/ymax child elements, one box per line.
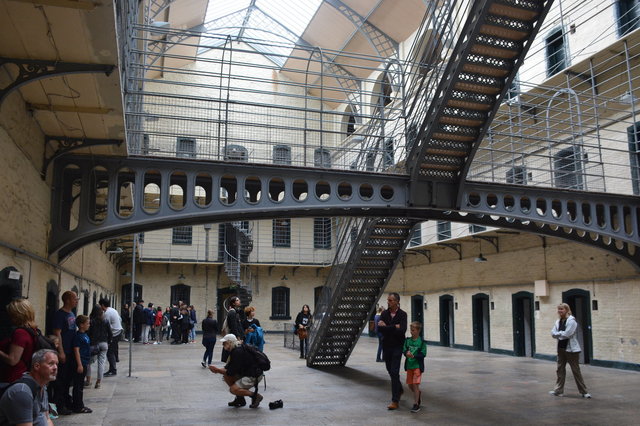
<box><xmin>200</xmin><ymin>0</ymin><xmax>323</xmax><ymax>65</ymax></box>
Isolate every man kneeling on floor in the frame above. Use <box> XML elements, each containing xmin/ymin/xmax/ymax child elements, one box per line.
<box><xmin>209</xmin><ymin>334</ymin><xmax>264</xmax><ymax>408</ymax></box>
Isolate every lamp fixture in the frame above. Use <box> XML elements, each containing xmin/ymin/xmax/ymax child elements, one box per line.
<box><xmin>106</xmin><ymin>244</ymin><xmax>123</xmax><ymax>254</ymax></box>
<box><xmin>281</xmin><ymin>274</ymin><xmax>288</xmax><ymax>281</ymax></box>
<box><xmin>178</xmin><ymin>273</ymin><xmax>186</xmax><ymax>280</ymax></box>
<box><xmin>121</xmin><ymin>271</ymin><xmax>131</xmax><ymax>277</ymax></box>
<box><xmin>474</xmin><ymin>253</ymin><xmax>488</xmax><ymax>263</ymax></box>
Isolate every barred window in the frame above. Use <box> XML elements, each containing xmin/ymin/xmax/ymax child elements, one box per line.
<box><xmin>314</xmin><ymin>148</ymin><xmax>331</xmax><ymax>168</ymax></box>
<box><xmin>506</xmin><ymin>166</ymin><xmax>527</xmax><ymax>184</ymax></box>
<box><xmin>177</xmin><ymin>137</ymin><xmax>196</xmax><ymax>158</ymax></box>
<box><xmin>554</xmin><ymin>147</ymin><xmax>583</xmax><ymax>189</ymax></box>
<box><xmin>409</xmin><ymin>225</ymin><xmax>422</xmax><ymax>246</ymax></box>
<box><xmin>314</xmin><ymin>218</ymin><xmax>332</xmax><ymax>249</ymax></box>
<box><xmin>469</xmin><ymin>224</ymin><xmax>486</xmax><ymax>234</ymax></box>
<box><xmin>617</xmin><ymin>0</ymin><xmax>640</xmax><ymax>37</ymax></box>
<box><xmin>172</xmin><ymin>226</ymin><xmax>193</xmax><ymax>245</ymax></box>
<box><xmin>225</xmin><ymin>144</ymin><xmax>248</xmax><ymax>162</ymax></box>
<box><xmin>171</xmin><ymin>284</ymin><xmax>191</xmax><ymax>306</ymax></box>
<box><xmin>437</xmin><ymin>221</ymin><xmax>451</xmax><ymax>241</ymax></box>
<box><xmin>546</xmin><ymin>28</ymin><xmax>567</xmax><ymax>77</ymax></box>
<box><xmin>271</xmin><ymin>286</ymin><xmax>290</xmax><ymax>319</ymax></box>
<box><xmin>273</xmin><ymin>145</ymin><xmax>291</xmax><ymax>165</ymax></box>
<box><xmin>272</xmin><ymin>218</ymin><xmax>291</xmax><ymax>247</ymax></box>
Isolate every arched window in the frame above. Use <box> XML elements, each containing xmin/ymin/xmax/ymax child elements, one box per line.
<box><xmin>271</xmin><ymin>286</ymin><xmax>290</xmax><ymax>320</ymax></box>
<box><xmin>343</xmin><ymin>104</ymin><xmax>358</xmax><ymax>136</ymax></box>
<box><xmin>225</xmin><ymin>145</ymin><xmax>248</xmax><ymax>162</ymax></box>
<box><xmin>83</xmin><ymin>290</ymin><xmax>90</xmax><ymax>315</ymax></box>
<box><xmin>71</xmin><ymin>286</ymin><xmax>79</xmax><ymax>315</ymax></box>
<box><xmin>171</xmin><ymin>284</ymin><xmax>191</xmax><ymax>306</ymax></box>
<box><xmin>273</xmin><ymin>145</ymin><xmax>292</xmax><ymax>165</ymax></box>
<box><xmin>373</xmin><ymin>72</ymin><xmax>393</xmax><ymax>116</ymax></box>
<box><xmin>122</xmin><ymin>283</ymin><xmax>143</xmax><ymax>308</ymax></box>
<box><xmin>0</xmin><ymin>267</ymin><xmax>23</xmax><ymax>340</ymax></box>
<box><xmin>45</xmin><ymin>280</ymin><xmax>59</xmax><ymax>336</ymax></box>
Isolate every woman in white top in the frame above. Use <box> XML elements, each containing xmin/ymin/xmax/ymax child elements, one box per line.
<box><xmin>549</xmin><ymin>303</ymin><xmax>591</xmax><ymax>398</ymax></box>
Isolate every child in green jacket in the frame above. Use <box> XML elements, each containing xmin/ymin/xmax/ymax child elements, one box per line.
<box><xmin>403</xmin><ymin>321</ymin><xmax>427</xmax><ymax>413</ymax></box>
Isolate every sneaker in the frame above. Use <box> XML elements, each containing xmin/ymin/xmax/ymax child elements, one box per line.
<box><xmin>549</xmin><ymin>391</ymin><xmax>563</xmax><ymax>397</ymax></box>
<box><xmin>57</xmin><ymin>406</ymin><xmax>73</xmax><ymax>416</ymax></box>
<box><xmin>228</xmin><ymin>396</ymin><xmax>246</xmax><ymax>407</ymax></box>
<box><xmin>153</xmin><ymin>342</ymin><xmax>158</xmax><ymax>345</ymax></box>
<box><xmin>201</xmin><ymin>361</ymin><xmax>206</xmax><ymax>368</ymax></box>
<box><xmin>582</xmin><ymin>393</ymin><xmax>592</xmax><ymax>399</ymax></box>
<box><xmin>387</xmin><ymin>401</ymin><xmax>399</xmax><ymax>410</ymax></box>
<box><xmin>411</xmin><ymin>404</ymin><xmax>421</xmax><ymax>413</ymax></box>
<box><xmin>250</xmin><ymin>393</ymin><xmax>263</xmax><ymax>409</ymax></box>
<box><xmin>104</xmin><ymin>371</ymin><xmax>117</xmax><ymax>377</ymax></box>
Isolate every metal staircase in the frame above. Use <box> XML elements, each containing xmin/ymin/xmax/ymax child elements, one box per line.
<box><xmin>308</xmin><ymin>0</ymin><xmax>553</xmax><ymax>367</ymax></box>
<box><xmin>408</xmin><ymin>0</ymin><xmax>554</xmax><ymax>202</ymax></box>
<box><xmin>222</xmin><ymin>222</ymin><xmax>254</xmax><ymax>305</ymax></box>
<box><xmin>307</xmin><ymin>217</ymin><xmax>417</xmax><ymax>366</ymax></box>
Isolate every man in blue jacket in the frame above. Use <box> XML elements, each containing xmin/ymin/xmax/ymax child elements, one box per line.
<box><xmin>377</xmin><ymin>292</ymin><xmax>407</xmax><ymax>410</ymax></box>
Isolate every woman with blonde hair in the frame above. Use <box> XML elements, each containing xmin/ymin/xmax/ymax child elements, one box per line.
<box><xmin>0</xmin><ymin>298</ymin><xmax>42</xmax><ymax>382</ymax></box>
<box><xmin>549</xmin><ymin>302</ymin><xmax>591</xmax><ymax>398</ymax></box>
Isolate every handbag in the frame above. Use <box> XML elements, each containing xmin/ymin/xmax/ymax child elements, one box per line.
<box><xmin>297</xmin><ymin>328</ymin><xmax>308</xmax><ymax>340</ymax></box>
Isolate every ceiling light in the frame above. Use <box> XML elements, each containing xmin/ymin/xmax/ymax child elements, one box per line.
<box><xmin>474</xmin><ymin>253</ymin><xmax>488</xmax><ymax>263</ymax></box>
<box><xmin>106</xmin><ymin>244</ymin><xmax>123</xmax><ymax>254</ymax></box>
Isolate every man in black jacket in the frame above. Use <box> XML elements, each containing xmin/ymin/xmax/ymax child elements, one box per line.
<box><xmin>132</xmin><ymin>300</ymin><xmax>145</xmax><ymax>343</ymax></box>
<box><xmin>377</xmin><ymin>292</ymin><xmax>407</xmax><ymax>410</ymax></box>
<box><xmin>209</xmin><ymin>334</ymin><xmax>264</xmax><ymax>408</ymax></box>
<box><xmin>221</xmin><ymin>297</ymin><xmax>243</xmax><ymax>362</ymax></box>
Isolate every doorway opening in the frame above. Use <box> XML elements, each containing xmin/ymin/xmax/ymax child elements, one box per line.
<box><xmin>439</xmin><ymin>294</ymin><xmax>454</xmax><ymax>346</ymax></box>
<box><xmin>472</xmin><ymin>293</ymin><xmax>490</xmax><ymax>351</ymax></box>
<box><xmin>512</xmin><ymin>291</ymin><xmax>535</xmax><ymax>356</ymax></box>
<box><xmin>411</xmin><ymin>295</ymin><xmax>424</xmax><ymax>340</ymax></box>
<box><xmin>0</xmin><ymin>267</ymin><xmax>22</xmax><ymax>340</ymax></box>
<box><xmin>45</xmin><ymin>280</ymin><xmax>59</xmax><ymax>336</ymax></box>
<box><xmin>562</xmin><ymin>289</ymin><xmax>592</xmax><ymax>364</ymax></box>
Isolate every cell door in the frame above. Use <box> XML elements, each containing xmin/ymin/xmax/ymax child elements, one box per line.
<box><xmin>563</xmin><ymin>289</ymin><xmax>592</xmax><ymax>364</ymax></box>
<box><xmin>411</xmin><ymin>295</ymin><xmax>424</xmax><ymax>340</ymax></box>
<box><xmin>512</xmin><ymin>291</ymin><xmax>535</xmax><ymax>357</ymax></box>
<box><xmin>439</xmin><ymin>295</ymin><xmax>454</xmax><ymax>347</ymax></box>
<box><xmin>472</xmin><ymin>293</ymin><xmax>490</xmax><ymax>352</ymax></box>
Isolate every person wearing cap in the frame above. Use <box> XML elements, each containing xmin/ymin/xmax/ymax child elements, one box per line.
<box><xmin>209</xmin><ymin>334</ymin><xmax>264</xmax><ymax>408</ymax></box>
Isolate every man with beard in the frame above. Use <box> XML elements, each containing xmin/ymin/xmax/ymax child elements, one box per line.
<box><xmin>0</xmin><ymin>349</ymin><xmax>58</xmax><ymax>425</ymax></box>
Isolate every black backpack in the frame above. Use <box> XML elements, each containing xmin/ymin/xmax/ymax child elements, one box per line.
<box><xmin>0</xmin><ymin>377</ymin><xmax>38</xmax><ymax>400</ymax></box>
<box><xmin>242</xmin><ymin>343</ymin><xmax>271</xmax><ymax>373</ymax></box>
<box><xmin>20</xmin><ymin>327</ymin><xmax>56</xmax><ymax>365</ymax></box>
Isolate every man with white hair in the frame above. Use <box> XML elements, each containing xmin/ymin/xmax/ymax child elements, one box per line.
<box><xmin>209</xmin><ymin>334</ymin><xmax>264</xmax><ymax>408</ymax></box>
<box><xmin>0</xmin><ymin>349</ymin><xmax>58</xmax><ymax>425</ymax></box>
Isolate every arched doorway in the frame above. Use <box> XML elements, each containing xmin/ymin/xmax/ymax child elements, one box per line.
<box><xmin>0</xmin><ymin>266</ymin><xmax>23</xmax><ymax>340</ymax></box>
<box><xmin>411</xmin><ymin>295</ymin><xmax>424</xmax><ymax>340</ymax></box>
<box><xmin>472</xmin><ymin>293</ymin><xmax>490</xmax><ymax>352</ymax></box>
<box><xmin>439</xmin><ymin>295</ymin><xmax>454</xmax><ymax>347</ymax></box>
<box><xmin>562</xmin><ymin>289</ymin><xmax>592</xmax><ymax>364</ymax></box>
<box><xmin>121</xmin><ymin>283</ymin><xmax>143</xmax><ymax>308</ymax></box>
<box><xmin>512</xmin><ymin>291</ymin><xmax>535</xmax><ymax>357</ymax></box>
<box><xmin>71</xmin><ymin>286</ymin><xmax>79</xmax><ymax>315</ymax></box>
<box><xmin>83</xmin><ymin>290</ymin><xmax>90</xmax><ymax>315</ymax></box>
<box><xmin>45</xmin><ymin>280</ymin><xmax>59</xmax><ymax>336</ymax></box>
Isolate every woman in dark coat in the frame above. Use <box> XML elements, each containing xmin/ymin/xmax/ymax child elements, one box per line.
<box><xmin>201</xmin><ymin>310</ymin><xmax>219</xmax><ymax>367</ymax></box>
<box><xmin>294</xmin><ymin>304</ymin><xmax>312</xmax><ymax>359</ymax></box>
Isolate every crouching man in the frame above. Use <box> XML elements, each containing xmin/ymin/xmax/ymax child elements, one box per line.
<box><xmin>209</xmin><ymin>334</ymin><xmax>264</xmax><ymax>408</ymax></box>
<box><xmin>0</xmin><ymin>349</ymin><xmax>58</xmax><ymax>425</ymax></box>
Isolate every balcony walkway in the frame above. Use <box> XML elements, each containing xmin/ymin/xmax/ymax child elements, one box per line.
<box><xmin>55</xmin><ymin>336</ymin><xmax>639</xmax><ymax>425</ymax></box>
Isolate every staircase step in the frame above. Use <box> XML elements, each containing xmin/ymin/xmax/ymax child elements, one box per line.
<box><xmin>472</xmin><ymin>34</ymin><xmax>521</xmax><ymax>59</ymax></box>
<box><xmin>455</xmin><ymin>73</ymin><xmax>504</xmax><ymax>96</ymax></box>
<box><xmin>491</xmin><ymin>0</ymin><xmax>542</xmax><ymax>21</ymax></box>
<box><xmin>440</xmin><ymin>105</ymin><xmax>487</xmax><ymax>126</ymax></box>
<box><xmin>433</xmin><ymin>123</ymin><xmax>479</xmax><ymax>142</ymax></box>
<box><xmin>417</xmin><ymin>168</ymin><xmax>456</xmax><ymax>180</ymax></box>
<box><xmin>424</xmin><ymin>139</ymin><xmax>469</xmax><ymax>156</ymax></box>
<box><xmin>481</xmin><ymin>14</ymin><xmax>533</xmax><ymax>41</ymax></box>
<box><xmin>447</xmin><ymin>90</ymin><xmax>494</xmax><ymax>111</ymax></box>
<box><xmin>463</xmin><ymin>53</ymin><xmax>512</xmax><ymax>77</ymax></box>
<box><xmin>420</xmin><ymin>155</ymin><xmax>465</xmax><ymax>171</ymax></box>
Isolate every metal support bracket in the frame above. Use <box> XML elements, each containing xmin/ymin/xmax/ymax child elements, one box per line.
<box><xmin>473</xmin><ymin>235</ymin><xmax>499</xmax><ymax>252</ymax></box>
<box><xmin>292</xmin><ymin>266</ymin><xmax>300</xmax><ymax>276</ymax></box>
<box><xmin>405</xmin><ymin>249</ymin><xmax>432</xmax><ymax>263</ymax></box>
<box><xmin>41</xmin><ymin>136</ymin><xmax>123</xmax><ymax>179</ymax></box>
<box><xmin>436</xmin><ymin>243</ymin><xmax>461</xmax><ymax>260</ymax></box>
<box><xmin>0</xmin><ymin>58</ymin><xmax>114</xmax><ymax>104</ymax></box>
<box><xmin>565</xmin><ymin>70</ymin><xmax>597</xmax><ymax>95</ymax></box>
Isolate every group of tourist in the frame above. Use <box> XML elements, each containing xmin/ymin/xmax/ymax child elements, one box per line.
<box><xmin>125</xmin><ymin>300</ymin><xmax>198</xmax><ymax>345</ymax></box>
<box><xmin>0</xmin><ymin>291</ymin><xmax>123</xmax><ymax>421</ymax></box>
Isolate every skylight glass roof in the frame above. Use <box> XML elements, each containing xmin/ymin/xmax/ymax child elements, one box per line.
<box><xmin>200</xmin><ymin>0</ymin><xmax>322</xmax><ymax>65</ymax></box>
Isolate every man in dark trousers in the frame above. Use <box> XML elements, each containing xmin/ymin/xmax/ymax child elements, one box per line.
<box><xmin>377</xmin><ymin>292</ymin><xmax>407</xmax><ymax>410</ymax></box>
<box><xmin>221</xmin><ymin>297</ymin><xmax>243</xmax><ymax>362</ymax></box>
<box><xmin>170</xmin><ymin>302</ymin><xmax>181</xmax><ymax>344</ymax></box>
<box><xmin>52</xmin><ymin>290</ymin><xmax>78</xmax><ymax>415</ymax></box>
<box><xmin>132</xmin><ymin>300</ymin><xmax>145</xmax><ymax>343</ymax></box>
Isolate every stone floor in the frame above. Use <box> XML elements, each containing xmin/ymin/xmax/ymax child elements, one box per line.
<box><xmin>55</xmin><ymin>336</ymin><xmax>640</xmax><ymax>425</ymax></box>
